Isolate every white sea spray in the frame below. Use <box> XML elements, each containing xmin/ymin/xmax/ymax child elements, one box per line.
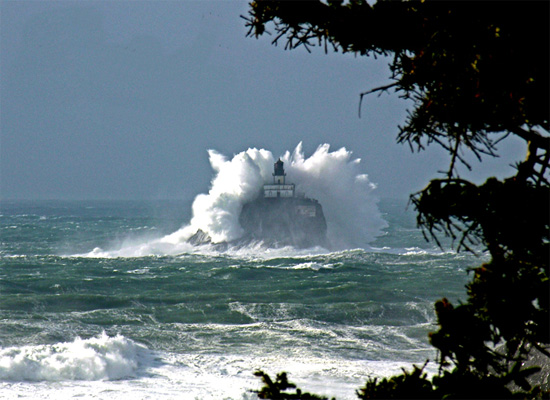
<box><xmin>77</xmin><ymin>143</ymin><xmax>386</xmax><ymax>257</ymax></box>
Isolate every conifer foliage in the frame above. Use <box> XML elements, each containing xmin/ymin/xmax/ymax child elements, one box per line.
<box><xmin>244</xmin><ymin>1</ymin><xmax>549</xmax><ymax>398</ymax></box>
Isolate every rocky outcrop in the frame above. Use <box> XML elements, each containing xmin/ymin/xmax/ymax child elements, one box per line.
<box><xmin>187</xmin><ymin>196</ymin><xmax>328</xmax><ymax>249</ymax></box>
<box><xmin>238</xmin><ymin>196</ymin><xmax>327</xmax><ymax>248</ymax></box>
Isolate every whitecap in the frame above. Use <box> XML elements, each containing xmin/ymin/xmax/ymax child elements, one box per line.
<box><xmin>0</xmin><ymin>332</ymin><xmax>149</xmax><ymax>382</ymax></box>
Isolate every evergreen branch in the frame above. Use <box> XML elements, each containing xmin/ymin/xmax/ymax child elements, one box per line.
<box><xmin>358</xmin><ymin>82</ymin><xmax>399</xmax><ymax>118</ymax></box>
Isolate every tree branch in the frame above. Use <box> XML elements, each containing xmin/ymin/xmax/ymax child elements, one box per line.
<box><xmin>358</xmin><ymin>82</ymin><xmax>399</xmax><ymax>118</ymax></box>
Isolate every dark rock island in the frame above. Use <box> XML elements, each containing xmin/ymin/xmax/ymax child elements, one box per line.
<box><xmin>239</xmin><ymin>159</ymin><xmax>327</xmax><ymax>248</ymax></box>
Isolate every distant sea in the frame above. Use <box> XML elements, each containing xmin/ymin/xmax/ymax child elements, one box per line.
<box><xmin>0</xmin><ymin>198</ymin><xmax>480</xmax><ymax>399</ymax></box>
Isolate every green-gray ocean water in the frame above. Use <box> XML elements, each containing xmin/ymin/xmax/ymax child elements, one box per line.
<box><xmin>0</xmin><ymin>199</ymin><xmax>478</xmax><ymax>399</ymax></box>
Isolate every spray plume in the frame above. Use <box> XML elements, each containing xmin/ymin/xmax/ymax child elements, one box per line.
<box><xmin>162</xmin><ymin>142</ymin><xmax>386</xmax><ymax>250</ymax></box>
<box><xmin>82</xmin><ymin>143</ymin><xmax>386</xmax><ymax>257</ymax></box>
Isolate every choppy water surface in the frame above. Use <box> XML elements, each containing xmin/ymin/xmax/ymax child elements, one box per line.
<box><xmin>0</xmin><ymin>199</ymin><xmax>479</xmax><ymax>399</ymax></box>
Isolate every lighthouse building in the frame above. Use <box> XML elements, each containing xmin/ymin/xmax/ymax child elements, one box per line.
<box><xmin>263</xmin><ymin>159</ymin><xmax>295</xmax><ymax>198</ymax></box>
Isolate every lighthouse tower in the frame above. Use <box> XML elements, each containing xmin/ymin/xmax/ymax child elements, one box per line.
<box><xmin>273</xmin><ymin>159</ymin><xmax>286</xmax><ymax>184</ymax></box>
<box><xmin>264</xmin><ymin>159</ymin><xmax>295</xmax><ymax>198</ymax></box>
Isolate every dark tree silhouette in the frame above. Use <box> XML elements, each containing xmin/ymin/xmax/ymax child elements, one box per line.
<box><xmin>244</xmin><ymin>0</ymin><xmax>549</xmax><ymax>398</ymax></box>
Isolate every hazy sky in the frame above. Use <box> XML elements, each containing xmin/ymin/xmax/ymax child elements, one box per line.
<box><xmin>0</xmin><ymin>1</ymin><xmax>526</xmax><ymax>200</ymax></box>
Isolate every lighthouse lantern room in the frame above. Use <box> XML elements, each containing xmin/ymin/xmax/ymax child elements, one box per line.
<box><xmin>264</xmin><ymin>159</ymin><xmax>295</xmax><ymax>198</ymax></box>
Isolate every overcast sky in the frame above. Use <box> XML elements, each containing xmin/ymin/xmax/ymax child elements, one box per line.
<box><xmin>0</xmin><ymin>1</ymin><xmax>526</xmax><ymax>200</ymax></box>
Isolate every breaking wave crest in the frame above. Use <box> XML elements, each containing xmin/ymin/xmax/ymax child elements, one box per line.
<box><xmin>0</xmin><ymin>333</ymin><xmax>149</xmax><ymax>382</ymax></box>
<box><xmin>79</xmin><ymin>143</ymin><xmax>386</xmax><ymax>257</ymax></box>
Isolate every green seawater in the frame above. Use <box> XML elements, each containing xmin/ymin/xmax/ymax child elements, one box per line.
<box><xmin>0</xmin><ymin>199</ymin><xmax>481</xmax><ymax>399</ymax></box>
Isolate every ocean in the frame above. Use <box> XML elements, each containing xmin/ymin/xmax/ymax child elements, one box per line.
<box><xmin>0</xmin><ymin>197</ymin><xmax>481</xmax><ymax>400</ymax></box>
<box><xmin>0</xmin><ymin>145</ymin><xmax>483</xmax><ymax>399</ymax></box>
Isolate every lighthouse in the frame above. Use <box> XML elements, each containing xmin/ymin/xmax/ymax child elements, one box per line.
<box><xmin>263</xmin><ymin>159</ymin><xmax>295</xmax><ymax>198</ymax></box>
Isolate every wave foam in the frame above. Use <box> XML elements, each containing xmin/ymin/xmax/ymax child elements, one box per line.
<box><xmin>0</xmin><ymin>333</ymin><xmax>148</xmax><ymax>382</ymax></box>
